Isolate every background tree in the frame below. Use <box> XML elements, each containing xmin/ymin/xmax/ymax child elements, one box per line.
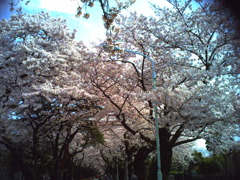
<box><xmin>191</xmin><ymin>151</ymin><xmax>224</xmax><ymax>174</ymax></box>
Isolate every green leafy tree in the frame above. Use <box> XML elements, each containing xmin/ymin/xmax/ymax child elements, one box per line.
<box><xmin>192</xmin><ymin>151</ymin><xmax>224</xmax><ymax>174</ymax></box>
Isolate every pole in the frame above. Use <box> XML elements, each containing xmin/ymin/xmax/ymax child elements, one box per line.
<box><xmin>123</xmin><ymin>49</ymin><xmax>162</xmax><ymax>180</ymax></box>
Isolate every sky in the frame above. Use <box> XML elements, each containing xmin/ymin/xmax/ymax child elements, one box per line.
<box><xmin>0</xmin><ymin>0</ymin><xmax>171</xmax><ymax>44</ymax></box>
<box><xmin>0</xmin><ymin>0</ymin><xmax>12</xmax><ymax>18</ymax></box>
<box><xmin>193</xmin><ymin>139</ymin><xmax>209</xmax><ymax>156</ymax></box>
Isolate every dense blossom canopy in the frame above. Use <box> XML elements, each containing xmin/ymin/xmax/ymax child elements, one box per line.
<box><xmin>0</xmin><ymin>12</ymin><xmax>103</xmax><ymax>180</ymax></box>
<box><xmin>91</xmin><ymin>0</ymin><xmax>240</xmax><ymax>178</ymax></box>
<box><xmin>0</xmin><ymin>0</ymin><xmax>239</xmax><ymax>180</ymax></box>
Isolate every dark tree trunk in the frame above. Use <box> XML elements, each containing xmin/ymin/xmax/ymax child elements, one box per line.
<box><xmin>159</xmin><ymin>127</ymin><xmax>173</xmax><ymax>180</ymax></box>
<box><xmin>130</xmin><ymin>127</ymin><xmax>174</xmax><ymax>180</ymax></box>
<box><xmin>133</xmin><ymin>146</ymin><xmax>153</xmax><ymax>180</ymax></box>
<box><xmin>1</xmin><ymin>140</ymin><xmax>37</xmax><ymax>180</ymax></box>
<box><xmin>161</xmin><ymin>145</ymin><xmax>173</xmax><ymax>180</ymax></box>
<box><xmin>20</xmin><ymin>168</ymin><xmax>36</xmax><ymax>180</ymax></box>
<box><xmin>49</xmin><ymin>169</ymin><xmax>61</xmax><ymax>180</ymax></box>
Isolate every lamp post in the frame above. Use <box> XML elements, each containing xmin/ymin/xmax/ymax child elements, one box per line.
<box><xmin>102</xmin><ymin>45</ymin><xmax>163</xmax><ymax>180</ymax></box>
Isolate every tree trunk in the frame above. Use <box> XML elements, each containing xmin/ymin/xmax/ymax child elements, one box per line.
<box><xmin>161</xmin><ymin>145</ymin><xmax>173</xmax><ymax>180</ymax></box>
<box><xmin>124</xmin><ymin>155</ymin><xmax>129</xmax><ymax>180</ymax></box>
<box><xmin>160</xmin><ymin>127</ymin><xmax>173</xmax><ymax>180</ymax></box>
<box><xmin>133</xmin><ymin>146</ymin><xmax>153</xmax><ymax>180</ymax></box>
<box><xmin>130</xmin><ymin>127</ymin><xmax>174</xmax><ymax>180</ymax></box>
<box><xmin>49</xmin><ymin>159</ymin><xmax>62</xmax><ymax>180</ymax></box>
<box><xmin>1</xmin><ymin>141</ymin><xmax>37</xmax><ymax>180</ymax></box>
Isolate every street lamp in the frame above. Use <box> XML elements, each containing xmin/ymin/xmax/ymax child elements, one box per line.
<box><xmin>102</xmin><ymin>44</ymin><xmax>163</xmax><ymax>180</ymax></box>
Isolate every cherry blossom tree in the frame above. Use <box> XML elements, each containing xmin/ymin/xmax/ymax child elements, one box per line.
<box><xmin>1</xmin><ymin>1</ymin><xmax>239</xmax><ymax>180</ymax></box>
<box><xmin>0</xmin><ymin>12</ymin><xmax>104</xmax><ymax>180</ymax></box>
<box><xmin>86</xmin><ymin>0</ymin><xmax>239</xmax><ymax>179</ymax></box>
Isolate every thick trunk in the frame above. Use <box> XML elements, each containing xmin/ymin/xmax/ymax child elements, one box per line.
<box><xmin>131</xmin><ymin>127</ymin><xmax>173</xmax><ymax>180</ymax></box>
<box><xmin>159</xmin><ymin>127</ymin><xmax>173</xmax><ymax>180</ymax></box>
<box><xmin>148</xmin><ymin>127</ymin><xmax>173</xmax><ymax>180</ymax></box>
<box><xmin>161</xmin><ymin>145</ymin><xmax>173</xmax><ymax>180</ymax></box>
<box><xmin>49</xmin><ymin>151</ymin><xmax>72</xmax><ymax>180</ymax></box>
<box><xmin>49</xmin><ymin>160</ymin><xmax>62</xmax><ymax>180</ymax></box>
<box><xmin>49</xmin><ymin>170</ymin><xmax>61</xmax><ymax>180</ymax></box>
<box><xmin>1</xmin><ymin>141</ymin><xmax>37</xmax><ymax>180</ymax></box>
<box><xmin>133</xmin><ymin>146</ymin><xmax>153</xmax><ymax>180</ymax></box>
<box><xmin>19</xmin><ymin>166</ymin><xmax>36</xmax><ymax>180</ymax></box>
<box><xmin>148</xmin><ymin>146</ymin><xmax>172</xmax><ymax>180</ymax></box>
